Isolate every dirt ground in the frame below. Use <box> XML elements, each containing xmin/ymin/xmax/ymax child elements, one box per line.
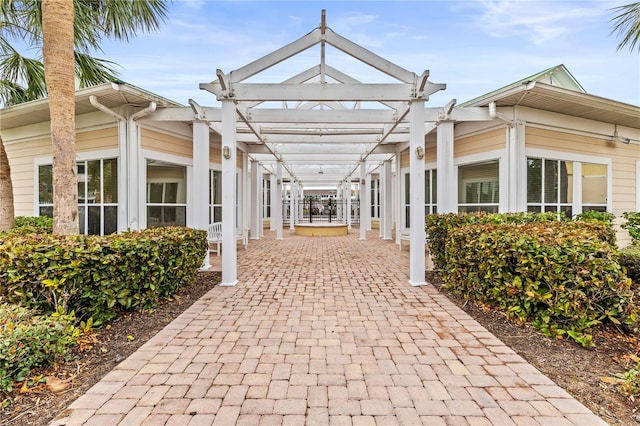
<box><xmin>1</xmin><ymin>269</ymin><xmax>639</xmax><ymax>425</ymax></box>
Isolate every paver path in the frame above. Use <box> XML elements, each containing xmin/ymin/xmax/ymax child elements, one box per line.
<box><xmin>52</xmin><ymin>229</ymin><xmax>605</xmax><ymax>426</ymax></box>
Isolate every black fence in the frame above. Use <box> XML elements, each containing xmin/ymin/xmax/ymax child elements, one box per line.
<box><xmin>283</xmin><ymin>198</ymin><xmax>360</xmax><ymax>224</ymax></box>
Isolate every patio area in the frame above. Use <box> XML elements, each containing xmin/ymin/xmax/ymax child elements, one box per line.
<box><xmin>51</xmin><ymin>229</ymin><xmax>605</xmax><ymax>425</ymax></box>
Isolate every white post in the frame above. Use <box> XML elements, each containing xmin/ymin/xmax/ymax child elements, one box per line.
<box><xmin>259</xmin><ymin>173</ymin><xmax>264</xmax><ymax>237</ymax></box>
<box><xmin>394</xmin><ymin>154</ymin><xmax>402</xmax><ymax>244</ymax></box>
<box><xmin>275</xmin><ymin>161</ymin><xmax>283</xmax><ymax>239</ymax></box>
<box><xmin>409</xmin><ymin>101</ymin><xmax>426</xmax><ymax>286</ymax></box>
<box><xmin>117</xmin><ymin>119</ymin><xmax>128</xmax><ymax>232</ymax></box>
<box><xmin>383</xmin><ymin>160</ymin><xmax>392</xmax><ymax>240</ymax></box>
<box><xmin>221</xmin><ymin>99</ymin><xmax>237</xmax><ymax>286</ymax></box>
<box><xmin>290</xmin><ymin>181</ymin><xmax>297</xmax><ymax>230</ymax></box>
<box><xmin>437</xmin><ymin>121</ymin><xmax>455</xmax><ymax>213</ymax></box>
<box><xmin>298</xmin><ymin>184</ymin><xmax>304</xmax><ymax>222</ymax></box>
<box><xmin>250</xmin><ymin>160</ymin><xmax>260</xmax><ymax>239</ymax></box>
<box><xmin>241</xmin><ymin>151</ymin><xmax>249</xmax><ymax>233</ymax></box>
<box><xmin>360</xmin><ymin>162</ymin><xmax>367</xmax><ymax>240</ymax></box>
<box><xmin>508</xmin><ymin>121</ymin><xmax>527</xmax><ymax>212</ymax></box>
<box><xmin>193</xmin><ymin>121</ymin><xmax>210</xmax><ymax>269</ymax></box>
<box><xmin>270</xmin><ymin>174</ymin><xmax>276</xmax><ymax>231</ymax></box>
<box><xmin>365</xmin><ymin>174</ymin><xmax>372</xmax><ymax>231</ymax></box>
<box><xmin>347</xmin><ymin>181</ymin><xmax>352</xmax><ymax>229</ymax></box>
<box><xmin>127</xmin><ymin>117</ymin><xmax>140</xmax><ymax>230</ymax></box>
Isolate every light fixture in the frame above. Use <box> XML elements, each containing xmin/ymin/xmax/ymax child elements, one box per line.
<box><xmin>318</xmin><ymin>167</ymin><xmax>324</xmax><ymax>174</ymax></box>
<box><xmin>415</xmin><ymin>146</ymin><xmax>424</xmax><ymax>159</ymax></box>
<box><xmin>360</xmin><ymin>178</ymin><xmax>366</xmax><ymax>185</ymax></box>
<box><xmin>223</xmin><ymin>145</ymin><xmax>230</xmax><ymax>159</ymax></box>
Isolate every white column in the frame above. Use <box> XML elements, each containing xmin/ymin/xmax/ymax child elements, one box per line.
<box><xmin>270</xmin><ymin>174</ymin><xmax>276</xmax><ymax>231</ymax></box>
<box><xmin>394</xmin><ymin>154</ymin><xmax>402</xmax><ymax>244</ymax></box>
<box><xmin>275</xmin><ymin>161</ymin><xmax>283</xmax><ymax>239</ymax></box>
<box><xmin>573</xmin><ymin>162</ymin><xmax>583</xmax><ymax>217</ymax></box>
<box><xmin>127</xmin><ymin>117</ymin><xmax>141</xmax><ymax>230</ymax></box>
<box><xmin>507</xmin><ymin>121</ymin><xmax>527</xmax><ymax>212</ymax></box>
<box><xmin>250</xmin><ymin>160</ymin><xmax>260</xmax><ymax>239</ymax></box>
<box><xmin>193</xmin><ymin>121</ymin><xmax>210</xmax><ymax>268</ymax></box>
<box><xmin>365</xmin><ymin>174</ymin><xmax>372</xmax><ymax>231</ymax></box>
<box><xmin>437</xmin><ymin>121</ymin><xmax>456</xmax><ymax>213</ymax></box>
<box><xmin>259</xmin><ymin>174</ymin><xmax>264</xmax><ymax>237</ymax></box>
<box><xmin>241</xmin><ymin>151</ymin><xmax>249</xmax><ymax>232</ymax></box>
<box><xmin>383</xmin><ymin>160</ymin><xmax>392</xmax><ymax>240</ymax></box>
<box><xmin>298</xmin><ymin>184</ymin><xmax>304</xmax><ymax>222</ymax></box>
<box><xmin>290</xmin><ymin>181</ymin><xmax>297</xmax><ymax>230</ymax></box>
<box><xmin>409</xmin><ymin>101</ymin><xmax>426</xmax><ymax>286</ymax></box>
<box><xmin>221</xmin><ymin>99</ymin><xmax>237</xmax><ymax>286</ymax></box>
<box><xmin>347</xmin><ymin>181</ymin><xmax>352</xmax><ymax>229</ymax></box>
<box><xmin>360</xmin><ymin>162</ymin><xmax>367</xmax><ymax>240</ymax></box>
<box><xmin>117</xmin><ymin>119</ymin><xmax>128</xmax><ymax>232</ymax></box>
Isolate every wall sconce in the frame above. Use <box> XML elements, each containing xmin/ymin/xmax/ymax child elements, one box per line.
<box><xmin>360</xmin><ymin>178</ymin><xmax>366</xmax><ymax>185</ymax></box>
<box><xmin>277</xmin><ymin>178</ymin><xmax>282</xmax><ymax>185</ymax></box>
<box><xmin>223</xmin><ymin>145</ymin><xmax>231</xmax><ymax>159</ymax></box>
<box><xmin>415</xmin><ymin>145</ymin><xmax>424</xmax><ymax>159</ymax></box>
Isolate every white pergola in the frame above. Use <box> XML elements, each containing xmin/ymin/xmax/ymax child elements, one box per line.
<box><xmin>180</xmin><ymin>10</ymin><xmax>492</xmax><ymax>286</ymax></box>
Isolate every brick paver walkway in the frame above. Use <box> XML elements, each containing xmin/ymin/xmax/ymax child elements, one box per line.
<box><xmin>51</xmin><ymin>229</ymin><xmax>605</xmax><ymax>426</ymax></box>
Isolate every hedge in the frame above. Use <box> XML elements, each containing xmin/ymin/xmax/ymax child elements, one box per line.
<box><xmin>442</xmin><ymin>221</ymin><xmax>637</xmax><ymax>346</ymax></box>
<box><xmin>620</xmin><ymin>245</ymin><xmax>640</xmax><ymax>284</ymax></box>
<box><xmin>0</xmin><ymin>227</ymin><xmax>207</xmax><ymax>325</ymax></box>
<box><xmin>622</xmin><ymin>211</ymin><xmax>640</xmax><ymax>245</ymax></box>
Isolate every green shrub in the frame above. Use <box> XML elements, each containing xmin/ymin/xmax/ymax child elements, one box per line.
<box><xmin>426</xmin><ymin>212</ymin><xmax>566</xmax><ymax>271</ymax></box>
<box><xmin>0</xmin><ymin>227</ymin><xmax>207</xmax><ymax>325</ymax></box>
<box><xmin>622</xmin><ymin>212</ymin><xmax>640</xmax><ymax>245</ymax></box>
<box><xmin>442</xmin><ymin>221</ymin><xmax>637</xmax><ymax>347</ymax></box>
<box><xmin>0</xmin><ymin>304</ymin><xmax>78</xmax><ymax>393</ymax></box>
<box><xmin>574</xmin><ymin>210</ymin><xmax>615</xmax><ymax>224</ymax></box>
<box><xmin>620</xmin><ymin>245</ymin><xmax>640</xmax><ymax>284</ymax></box>
<box><xmin>9</xmin><ymin>216</ymin><xmax>53</xmax><ymax>235</ymax></box>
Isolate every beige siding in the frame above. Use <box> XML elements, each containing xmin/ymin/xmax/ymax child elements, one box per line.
<box><xmin>425</xmin><ymin>145</ymin><xmax>437</xmax><ymax>164</ymax></box>
<box><xmin>526</xmin><ymin>127</ymin><xmax>638</xmax><ymax>214</ymax></box>
<box><xmin>141</xmin><ymin>128</ymin><xmax>191</xmax><ymax>157</ymax></box>
<box><xmin>6</xmin><ymin>127</ymin><xmax>118</xmax><ymax>216</ymax></box>
<box><xmin>455</xmin><ymin>128</ymin><xmax>506</xmax><ymax>158</ymax></box>
<box><xmin>400</xmin><ymin>149</ymin><xmax>409</xmax><ymax>169</ymax></box>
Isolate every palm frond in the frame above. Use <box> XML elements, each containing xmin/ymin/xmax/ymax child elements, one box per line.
<box><xmin>0</xmin><ymin>50</ymin><xmax>46</xmax><ymax>100</ymax></box>
<box><xmin>74</xmin><ymin>51</ymin><xmax>120</xmax><ymax>87</ymax></box>
<box><xmin>610</xmin><ymin>2</ymin><xmax>640</xmax><ymax>52</ymax></box>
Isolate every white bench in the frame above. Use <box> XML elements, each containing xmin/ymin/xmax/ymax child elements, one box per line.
<box><xmin>208</xmin><ymin>222</ymin><xmax>248</xmax><ymax>256</ymax></box>
<box><xmin>398</xmin><ymin>229</ymin><xmax>429</xmax><ymax>251</ymax></box>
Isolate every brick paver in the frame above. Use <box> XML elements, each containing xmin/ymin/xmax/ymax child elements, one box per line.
<box><xmin>50</xmin><ymin>229</ymin><xmax>606</xmax><ymax>425</ymax></box>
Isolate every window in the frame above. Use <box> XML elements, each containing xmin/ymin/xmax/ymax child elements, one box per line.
<box><xmin>458</xmin><ymin>160</ymin><xmax>499</xmax><ymax>213</ymax></box>
<box><xmin>425</xmin><ymin>169</ymin><xmax>437</xmax><ymax>215</ymax></box>
<box><xmin>38</xmin><ymin>159</ymin><xmax>118</xmax><ymax>235</ymax></box>
<box><xmin>527</xmin><ymin>157</ymin><xmax>608</xmax><ymax>216</ymax></box>
<box><xmin>370</xmin><ymin>177</ymin><xmax>380</xmax><ymax>219</ymax></box>
<box><xmin>263</xmin><ymin>178</ymin><xmax>271</xmax><ymax>218</ymax></box>
<box><xmin>581</xmin><ymin>163</ymin><xmax>607</xmax><ymax>212</ymax></box>
<box><xmin>146</xmin><ymin>162</ymin><xmax>186</xmax><ymax>227</ymax></box>
<box><xmin>209</xmin><ymin>170</ymin><xmax>222</xmax><ymax>223</ymax></box>
<box><xmin>404</xmin><ymin>173</ymin><xmax>410</xmax><ymax>227</ymax></box>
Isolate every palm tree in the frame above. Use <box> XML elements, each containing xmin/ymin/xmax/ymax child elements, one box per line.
<box><xmin>610</xmin><ymin>2</ymin><xmax>640</xmax><ymax>52</ymax></box>
<box><xmin>0</xmin><ymin>0</ymin><xmax>167</xmax><ymax>233</ymax></box>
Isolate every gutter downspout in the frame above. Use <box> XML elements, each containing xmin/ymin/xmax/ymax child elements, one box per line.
<box><xmin>127</xmin><ymin>102</ymin><xmax>156</xmax><ymax>230</ymax></box>
<box><xmin>89</xmin><ymin>95</ymin><xmax>128</xmax><ymax>232</ymax></box>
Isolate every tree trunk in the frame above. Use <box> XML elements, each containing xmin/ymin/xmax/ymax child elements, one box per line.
<box><xmin>42</xmin><ymin>0</ymin><xmax>78</xmax><ymax>235</ymax></box>
<box><xmin>0</xmin><ymin>136</ymin><xmax>15</xmax><ymax>231</ymax></box>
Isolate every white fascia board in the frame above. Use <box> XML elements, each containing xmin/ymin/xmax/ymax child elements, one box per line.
<box><xmin>324</xmin><ymin>29</ymin><xmax>416</xmax><ymax>84</ymax></box>
<box><xmin>449</xmin><ymin>106</ymin><xmax>492</xmax><ymax>122</ymax></box>
<box><xmin>231</xmin><ymin>83</ymin><xmax>415</xmax><ymax>102</ymax></box>
<box><xmin>147</xmin><ymin>106</ymin><xmax>222</xmax><ymax>122</ymax></box>
<box><xmin>228</xmin><ymin>28</ymin><xmax>322</xmax><ymax>83</ymax></box>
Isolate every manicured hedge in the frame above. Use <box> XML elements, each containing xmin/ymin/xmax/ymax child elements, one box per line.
<box><xmin>620</xmin><ymin>245</ymin><xmax>640</xmax><ymax>284</ymax></box>
<box><xmin>425</xmin><ymin>212</ymin><xmax>568</xmax><ymax>271</ymax></box>
<box><xmin>8</xmin><ymin>216</ymin><xmax>53</xmax><ymax>235</ymax></box>
<box><xmin>0</xmin><ymin>227</ymin><xmax>207</xmax><ymax>325</ymax></box>
<box><xmin>622</xmin><ymin>211</ymin><xmax>640</xmax><ymax>245</ymax></box>
<box><xmin>442</xmin><ymin>221</ymin><xmax>637</xmax><ymax>346</ymax></box>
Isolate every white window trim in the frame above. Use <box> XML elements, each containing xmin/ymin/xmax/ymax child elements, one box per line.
<box><xmin>637</xmin><ymin>160</ymin><xmax>640</xmax><ymax>212</ymax></box>
<box><xmin>33</xmin><ymin>148</ymin><xmax>120</xmax><ymax>216</ymax></box>
<box><xmin>525</xmin><ymin>147</ymin><xmax>612</xmax><ymax>213</ymax></box>
<box><xmin>454</xmin><ymin>149</ymin><xmax>507</xmax><ymax>213</ymax></box>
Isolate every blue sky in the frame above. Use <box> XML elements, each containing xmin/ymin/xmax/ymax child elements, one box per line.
<box><xmin>96</xmin><ymin>0</ymin><xmax>639</xmax><ymax>107</ymax></box>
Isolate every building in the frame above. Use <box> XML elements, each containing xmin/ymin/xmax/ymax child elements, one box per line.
<box><xmin>2</xmin><ymin>15</ymin><xmax>639</xmax><ymax>286</ymax></box>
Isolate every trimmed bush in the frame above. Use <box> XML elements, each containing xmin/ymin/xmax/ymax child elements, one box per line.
<box><xmin>622</xmin><ymin>211</ymin><xmax>640</xmax><ymax>245</ymax></box>
<box><xmin>574</xmin><ymin>210</ymin><xmax>615</xmax><ymax>224</ymax></box>
<box><xmin>9</xmin><ymin>216</ymin><xmax>53</xmax><ymax>235</ymax></box>
<box><xmin>442</xmin><ymin>221</ymin><xmax>637</xmax><ymax>346</ymax></box>
<box><xmin>425</xmin><ymin>212</ymin><xmax>566</xmax><ymax>271</ymax></box>
<box><xmin>0</xmin><ymin>304</ymin><xmax>78</xmax><ymax>393</ymax></box>
<box><xmin>620</xmin><ymin>245</ymin><xmax>640</xmax><ymax>284</ymax></box>
<box><xmin>0</xmin><ymin>227</ymin><xmax>207</xmax><ymax>325</ymax></box>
